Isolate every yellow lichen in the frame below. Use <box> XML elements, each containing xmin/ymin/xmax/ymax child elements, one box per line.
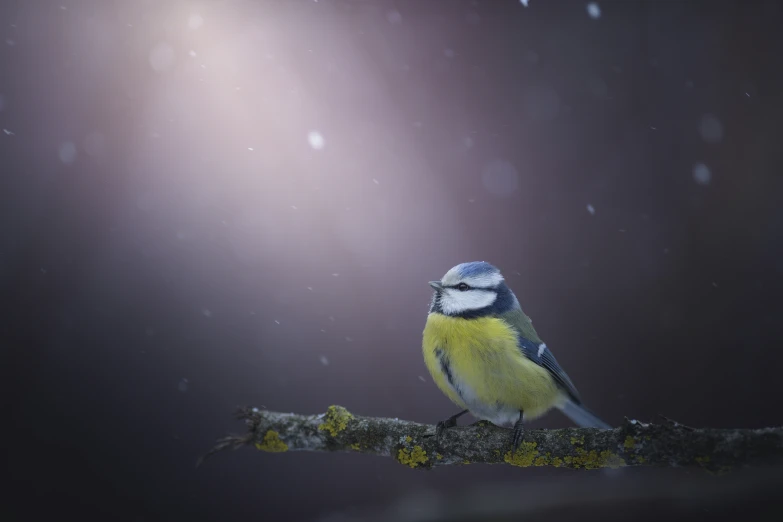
<box><xmin>463</xmin><ymin>460</ymin><xmax>471</xmax><ymax>465</ymax></box>
<box><xmin>405</xmin><ymin>435</ymin><xmax>412</xmax><ymax>443</ymax></box>
<box><xmin>502</xmin><ymin>440</ymin><xmax>626</xmax><ymax>469</ymax></box>
<box><xmin>635</xmin><ymin>455</ymin><xmax>647</xmax><ymax>464</ymax></box>
<box><xmin>397</xmin><ymin>445</ymin><xmax>429</xmax><ymax>468</ymax></box>
<box><xmin>436</xmin><ymin>453</ymin><xmax>443</xmax><ymax>460</ymax></box>
<box><xmin>350</xmin><ymin>443</ymin><xmax>361</xmax><ymax>451</ymax></box>
<box><xmin>570</xmin><ymin>436</ymin><xmax>585</xmax><ymax>445</ymax></box>
<box><xmin>695</xmin><ymin>456</ymin><xmax>711</xmax><ymax>467</ymax></box>
<box><xmin>569</xmin><ymin>447</ymin><xmax>626</xmax><ymax>469</ymax></box>
<box><xmin>318</xmin><ymin>405</ymin><xmax>353</xmax><ymax>437</ymax></box>
<box><xmin>255</xmin><ymin>430</ymin><xmax>288</xmax><ymax>453</ymax></box>
<box><xmin>623</xmin><ymin>436</ymin><xmax>637</xmax><ymax>450</ymax></box>
<box><xmin>504</xmin><ymin>441</ymin><xmax>540</xmax><ymax>467</ymax></box>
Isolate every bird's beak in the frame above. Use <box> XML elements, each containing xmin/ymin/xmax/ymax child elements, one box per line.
<box><xmin>429</xmin><ymin>281</ymin><xmax>444</xmax><ymax>291</ymax></box>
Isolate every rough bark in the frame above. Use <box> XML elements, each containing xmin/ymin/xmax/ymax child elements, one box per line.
<box><xmin>198</xmin><ymin>405</ymin><xmax>783</xmax><ymax>472</ymax></box>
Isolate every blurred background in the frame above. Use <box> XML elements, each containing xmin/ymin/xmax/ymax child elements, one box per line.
<box><xmin>2</xmin><ymin>0</ymin><xmax>782</xmax><ymax>521</ymax></box>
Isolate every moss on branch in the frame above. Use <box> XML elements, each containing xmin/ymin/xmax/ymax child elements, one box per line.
<box><xmin>198</xmin><ymin>405</ymin><xmax>783</xmax><ymax>472</ymax></box>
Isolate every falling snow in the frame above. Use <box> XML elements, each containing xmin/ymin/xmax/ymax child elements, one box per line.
<box><xmin>178</xmin><ymin>378</ymin><xmax>189</xmax><ymax>392</ymax></box>
<box><xmin>587</xmin><ymin>2</ymin><xmax>601</xmax><ymax>19</ymax></box>
<box><xmin>587</xmin><ymin>204</ymin><xmax>596</xmax><ymax>215</ymax></box>
<box><xmin>319</xmin><ymin>355</ymin><xmax>329</xmax><ymax>366</ymax></box>
<box><xmin>202</xmin><ymin>308</ymin><xmax>212</xmax><ymax>317</ymax></box>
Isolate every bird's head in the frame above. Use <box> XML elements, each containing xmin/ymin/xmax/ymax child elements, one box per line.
<box><xmin>428</xmin><ymin>261</ymin><xmax>519</xmax><ymax>317</ymax></box>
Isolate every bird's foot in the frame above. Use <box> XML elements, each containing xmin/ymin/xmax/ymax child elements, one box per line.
<box><xmin>511</xmin><ymin>412</ymin><xmax>525</xmax><ymax>452</ymax></box>
<box><xmin>425</xmin><ymin>410</ymin><xmax>469</xmax><ymax>447</ymax></box>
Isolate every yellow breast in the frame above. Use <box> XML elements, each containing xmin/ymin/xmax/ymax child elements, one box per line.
<box><xmin>422</xmin><ymin>313</ymin><xmax>563</xmax><ymax>424</ymax></box>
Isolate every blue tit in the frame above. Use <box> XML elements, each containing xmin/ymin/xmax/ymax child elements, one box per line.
<box><xmin>422</xmin><ymin>261</ymin><xmax>610</xmax><ymax>450</ymax></box>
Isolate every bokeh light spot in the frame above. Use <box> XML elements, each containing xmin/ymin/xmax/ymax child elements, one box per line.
<box><xmin>188</xmin><ymin>14</ymin><xmax>203</xmax><ymax>30</ymax></box>
<box><xmin>481</xmin><ymin>159</ymin><xmax>519</xmax><ymax>197</ymax></box>
<box><xmin>308</xmin><ymin>131</ymin><xmax>325</xmax><ymax>150</ymax></box>
<box><xmin>699</xmin><ymin>114</ymin><xmax>723</xmax><ymax>144</ymax></box>
<box><xmin>149</xmin><ymin>42</ymin><xmax>175</xmax><ymax>72</ymax></box>
<box><xmin>693</xmin><ymin>163</ymin><xmax>711</xmax><ymax>185</ymax></box>
<box><xmin>58</xmin><ymin>141</ymin><xmax>77</xmax><ymax>164</ymax></box>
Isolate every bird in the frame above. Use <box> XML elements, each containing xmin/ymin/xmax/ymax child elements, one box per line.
<box><xmin>421</xmin><ymin>261</ymin><xmax>610</xmax><ymax>451</ymax></box>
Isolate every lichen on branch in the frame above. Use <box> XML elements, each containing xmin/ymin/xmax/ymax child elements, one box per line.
<box><xmin>198</xmin><ymin>405</ymin><xmax>783</xmax><ymax>472</ymax></box>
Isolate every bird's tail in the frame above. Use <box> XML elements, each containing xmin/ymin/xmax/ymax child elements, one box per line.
<box><xmin>558</xmin><ymin>400</ymin><xmax>612</xmax><ymax>429</ymax></box>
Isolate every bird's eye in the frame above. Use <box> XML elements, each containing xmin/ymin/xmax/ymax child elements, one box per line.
<box><xmin>457</xmin><ymin>283</ymin><xmax>470</xmax><ymax>291</ymax></box>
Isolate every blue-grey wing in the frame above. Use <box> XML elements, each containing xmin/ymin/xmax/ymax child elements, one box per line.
<box><xmin>516</xmin><ymin>335</ymin><xmax>582</xmax><ymax>404</ymax></box>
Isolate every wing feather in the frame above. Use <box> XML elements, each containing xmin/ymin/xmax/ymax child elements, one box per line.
<box><xmin>499</xmin><ymin>308</ymin><xmax>582</xmax><ymax>404</ymax></box>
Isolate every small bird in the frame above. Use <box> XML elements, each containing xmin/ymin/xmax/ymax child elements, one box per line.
<box><xmin>422</xmin><ymin>261</ymin><xmax>610</xmax><ymax>450</ymax></box>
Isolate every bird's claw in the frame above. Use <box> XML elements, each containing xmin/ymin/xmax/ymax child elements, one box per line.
<box><xmin>423</xmin><ymin>414</ymin><xmax>463</xmax><ymax>447</ymax></box>
<box><xmin>434</xmin><ymin>417</ymin><xmax>458</xmax><ymax>445</ymax></box>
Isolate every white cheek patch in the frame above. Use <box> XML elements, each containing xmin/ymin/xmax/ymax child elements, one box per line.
<box><xmin>440</xmin><ymin>289</ymin><xmax>497</xmax><ymax>315</ymax></box>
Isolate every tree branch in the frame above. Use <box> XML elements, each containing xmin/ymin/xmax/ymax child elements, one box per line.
<box><xmin>199</xmin><ymin>405</ymin><xmax>783</xmax><ymax>472</ymax></box>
